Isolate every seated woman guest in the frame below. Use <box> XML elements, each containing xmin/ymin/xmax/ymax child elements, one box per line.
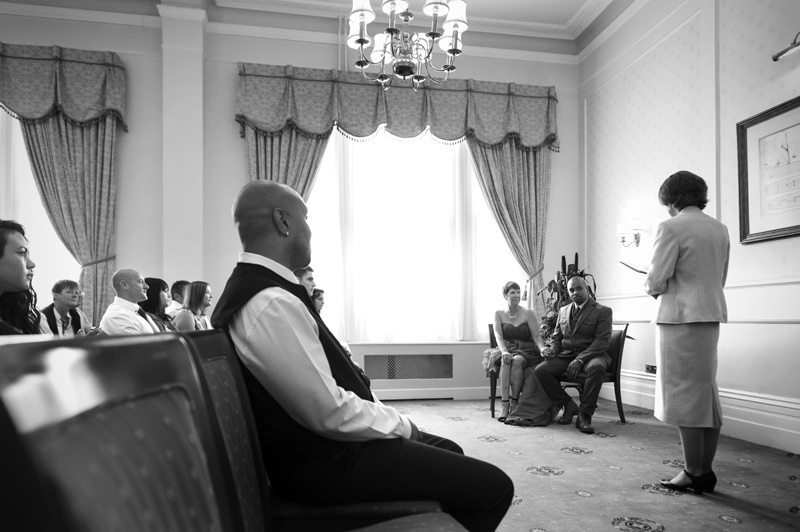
<box><xmin>489</xmin><ymin>281</ymin><xmax>549</xmax><ymax>423</ymax></box>
<box><xmin>140</xmin><ymin>277</ymin><xmax>177</xmax><ymax>332</ymax></box>
<box><xmin>173</xmin><ymin>281</ymin><xmax>212</xmax><ymax>331</ymax></box>
<box><xmin>0</xmin><ymin>220</ymin><xmax>41</xmax><ymax>335</ymax></box>
<box><xmin>311</xmin><ymin>288</ymin><xmax>325</xmax><ymax>313</ymax></box>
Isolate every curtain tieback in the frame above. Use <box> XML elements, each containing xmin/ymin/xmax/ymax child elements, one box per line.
<box><xmin>82</xmin><ymin>255</ymin><xmax>116</xmax><ymax>267</ymax></box>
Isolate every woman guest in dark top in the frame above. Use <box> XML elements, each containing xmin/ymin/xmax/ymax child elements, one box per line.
<box><xmin>489</xmin><ymin>281</ymin><xmax>547</xmax><ymax>422</ymax></box>
<box><xmin>174</xmin><ymin>280</ymin><xmax>213</xmax><ymax>331</ymax></box>
<box><xmin>140</xmin><ymin>277</ymin><xmax>177</xmax><ymax>332</ymax></box>
<box><xmin>645</xmin><ymin>171</ymin><xmax>729</xmax><ymax>495</ymax></box>
<box><xmin>0</xmin><ymin>220</ymin><xmax>41</xmax><ymax>335</ymax></box>
<box><xmin>311</xmin><ymin>288</ymin><xmax>325</xmax><ymax>313</ymax></box>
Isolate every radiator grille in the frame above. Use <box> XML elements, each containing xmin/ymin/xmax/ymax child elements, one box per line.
<box><xmin>363</xmin><ymin>354</ymin><xmax>453</xmax><ymax>380</ymax></box>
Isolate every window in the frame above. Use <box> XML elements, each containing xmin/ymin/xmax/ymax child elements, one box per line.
<box><xmin>0</xmin><ymin>113</ymin><xmax>81</xmax><ymax>301</ymax></box>
<box><xmin>307</xmin><ymin>130</ymin><xmax>524</xmax><ymax>343</ymax></box>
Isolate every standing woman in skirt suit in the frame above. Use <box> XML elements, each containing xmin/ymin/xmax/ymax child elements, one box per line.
<box><xmin>645</xmin><ymin>171</ymin><xmax>729</xmax><ymax>495</ymax></box>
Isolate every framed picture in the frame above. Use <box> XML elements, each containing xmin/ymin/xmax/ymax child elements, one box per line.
<box><xmin>737</xmin><ymin>95</ymin><xmax>800</xmax><ymax>244</ymax></box>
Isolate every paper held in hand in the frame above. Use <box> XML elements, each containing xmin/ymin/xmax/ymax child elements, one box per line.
<box><xmin>619</xmin><ymin>261</ymin><xmax>648</xmax><ymax>275</ymax></box>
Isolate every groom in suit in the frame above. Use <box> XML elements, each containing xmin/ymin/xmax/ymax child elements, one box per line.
<box><xmin>535</xmin><ymin>275</ymin><xmax>613</xmax><ymax>434</ymax></box>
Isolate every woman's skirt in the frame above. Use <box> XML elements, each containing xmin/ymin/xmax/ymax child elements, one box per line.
<box><xmin>655</xmin><ymin>322</ymin><xmax>722</xmax><ymax>428</ymax></box>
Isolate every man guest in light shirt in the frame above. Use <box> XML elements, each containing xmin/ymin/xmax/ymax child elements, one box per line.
<box><xmin>212</xmin><ymin>181</ymin><xmax>513</xmax><ymax>532</ymax></box>
<box><xmin>166</xmin><ymin>279</ymin><xmax>189</xmax><ymax>318</ymax></box>
<box><xmin>100</xmin><ymin>269</ymin><xmax>159</xmax><ymax>335</ymax></box>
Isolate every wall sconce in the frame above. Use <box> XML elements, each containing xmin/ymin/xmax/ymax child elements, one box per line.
<box><xmin>773</xmin><ymin>31</ymin><xmax>800</xmax><ymax>62</ymax></box>
<box><xmin>616</xmin><ymin>219</ymin><xmax>646</xmax><ymax>247</ymax></box>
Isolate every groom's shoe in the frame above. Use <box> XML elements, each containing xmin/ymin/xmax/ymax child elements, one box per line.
<box><xmin>557</xmin><ymin>400</ymin><xmax>579</xmax><ymax>425</ymax></box>
<box><xmin>577</xmin><ymin>413</ymin><xmax>595</xmax><ymax>434</ymax></box>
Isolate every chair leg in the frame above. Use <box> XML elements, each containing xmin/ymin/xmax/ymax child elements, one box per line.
<box><xmin>615</xmin><ymin>383</ymin><xmax>626</xmax><ymax>423</ymax></box>
<box><xmin>489</xmin><ymin>371</ymin><xmax>498</xmax><ymax>418</ymax></box>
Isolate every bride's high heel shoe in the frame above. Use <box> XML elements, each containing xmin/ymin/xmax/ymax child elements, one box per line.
<box><xmin>498</xmin><ymin>400</ymin><xmax>510</xmax><ymax>422</ymax></box>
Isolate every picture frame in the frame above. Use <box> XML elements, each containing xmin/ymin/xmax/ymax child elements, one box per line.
<box><xmin>736</xmin><ymin>95</ymin><xmax>800</xmax><ymax>244</ymax></box>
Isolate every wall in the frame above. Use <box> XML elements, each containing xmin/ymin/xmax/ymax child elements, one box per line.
<box><xmin>0</xmin><ymin>1</ymin><xmax>580</xmax><ymax>396</ymax></box>
<box><xmin>579</xmin><ymin>0</ymin><xmax>800</xmax><ymax>453</ymax></box>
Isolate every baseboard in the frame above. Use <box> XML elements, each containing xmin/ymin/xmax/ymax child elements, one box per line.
<box><xmin>610</xmin><ymin>371</ymin><xmax>800</xmax><ymax>454</ymax></box>
<box><xmin>373</xmin><ymin>386</ymin><xmax>486</xmax><ymax>401</ymax></box>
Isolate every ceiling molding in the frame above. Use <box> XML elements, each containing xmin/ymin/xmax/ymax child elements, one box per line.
<box><xmin>0</xmin><ymin>1</ymin><xmax>160</xmax><ymax>27</ymax></box>
<box><xmin>214</xmin><ymin>0</ymin><xmax>612</xmax><ymax>40</ymax></box>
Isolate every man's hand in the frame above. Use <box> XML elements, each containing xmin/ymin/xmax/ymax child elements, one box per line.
<box><xmin>541</xmin><ymin>347</ymin><xmax>554</xmax><ymax>360</ymax></box>
<box><xmin>566</xmin><ymin>359</ymin><xmax>583</xmax><ymax>379</ymax></box>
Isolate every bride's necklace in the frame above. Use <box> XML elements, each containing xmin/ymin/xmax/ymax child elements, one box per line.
<box><xmin>507</xmin><ymin>307</ymin><xmax>519</xmax><ymax>320</ymax></box>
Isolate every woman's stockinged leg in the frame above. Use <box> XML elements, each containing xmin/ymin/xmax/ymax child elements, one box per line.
<box><xmin>510</xmin><ymin>355</ymin><xmax>527</xmax><ymax>405</ymax></box>
<box><xmin>499</xmin><ymin>362</ymin><xmax>511</xmax><ymax>401</ymax></box>
<box><xmin>702</xmin><ymin>427</ymin><xmax>720</xmax><ymax>472</ymax></box>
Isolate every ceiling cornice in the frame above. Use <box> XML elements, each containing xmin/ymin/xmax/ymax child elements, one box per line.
<box><xmin>214</xmin><ymin>0</ymin><xmax>613</xmax><ymax>40</ymax></box>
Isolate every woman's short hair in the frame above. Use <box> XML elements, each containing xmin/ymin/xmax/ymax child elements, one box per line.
<box><xmin>502</xmin><ymin>281</ymin><xmax>520</xmax><ymax>297</ymax></box>
<box><xmin>658</xmin><ymin>170</ymin><xmax>708</xmax><ymax>210</ymax></box>
<box><xmin>184</xmin><ymin>281</ymin><xmax>209</xmax><ymax>314</ymax></box>
<box><xmin>0</xmin><ymin>219</ymin><xmax>40</xmax><ymax>334</ymax></box>
<box><xmin>140</xmin><ymin>277</ymin><xmax>169</xmax><ymax>317</ymax></box>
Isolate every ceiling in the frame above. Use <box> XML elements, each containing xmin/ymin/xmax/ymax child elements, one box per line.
<box><xmin>214</xmin><ymin>0</ymin><xmax>617</xmax><ymax>40</ymax></box>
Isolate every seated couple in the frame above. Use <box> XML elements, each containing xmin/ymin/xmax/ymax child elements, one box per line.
<box><xmin>486</xmin><ymin>276</ymin><xmax>612</xmax><ymax>434</ymax></box>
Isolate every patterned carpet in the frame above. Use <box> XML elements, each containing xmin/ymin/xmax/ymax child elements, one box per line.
<box><xmin>387</xmin><ymin>397</ymin><xmax>799</xmax><ymax>532</ymax></box>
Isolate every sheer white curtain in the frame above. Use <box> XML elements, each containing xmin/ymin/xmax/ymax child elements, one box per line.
<box><xmin>308</xmin><ymin>130</ymin><xmax>524</xmax><ymax>343</ymax></box>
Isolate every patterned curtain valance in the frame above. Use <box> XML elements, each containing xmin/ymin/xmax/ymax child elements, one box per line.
<box><xmin>236</xmin><ymin>63</ymin><xmax>558</xmax><ymax>150</ymax></box>
<box><xmin>0</xmin><ymin>42</ymin><xmax>127</xmax><ymax>131</ymax></box>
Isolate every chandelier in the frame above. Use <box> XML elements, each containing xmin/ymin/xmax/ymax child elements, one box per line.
<box><xmin>347</xmin><ymin>1</ymin><xmax>468</xmax><ymax>90</ymax></box>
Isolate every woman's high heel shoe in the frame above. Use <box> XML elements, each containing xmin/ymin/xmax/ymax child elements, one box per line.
<box><xmin>704</xmin><ymin>470</ymin><xmax>717</xmax><ymax>493</ymax></box>
<box><xmin>498</xmin><ymin>400</ymin><xmax>510</xmax><ymax>422</ymax></box>
<box><xmin>660</xmin><ymin>469</ymin><xmax>707</xmax><ymax>495</ymax></box>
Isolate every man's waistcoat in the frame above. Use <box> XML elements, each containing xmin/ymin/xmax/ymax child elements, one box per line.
<box><xmin>210</xmin><ymin>262</ymin><xmax>372</xmax><ymax>488</ymax></box>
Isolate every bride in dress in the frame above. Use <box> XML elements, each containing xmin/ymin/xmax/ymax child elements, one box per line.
<box><xmin>490</xmin><ymin>281</ymin><xmax>554</xmax><ymax>426</ymax></box>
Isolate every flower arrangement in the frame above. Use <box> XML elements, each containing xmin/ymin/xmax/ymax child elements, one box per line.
<box><xmin>538</xmin><ymin>253</ymin><xmax>596</xmax><ymax>343</ymax></box>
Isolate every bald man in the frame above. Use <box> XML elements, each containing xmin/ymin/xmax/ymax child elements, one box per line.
<box><xmin>212</xmin><ymin>182</ymin><xmax>513</xmax><ymax>532</ymax></box>
<box><xmin>99</xmin><ymin>269</ymin><xmax>159</xmax><ymax>335</ymax></box>
<box><xmin>535</xmin><ymin>276</ymin><xmax>613</xmax><ymax>434</ymax></box>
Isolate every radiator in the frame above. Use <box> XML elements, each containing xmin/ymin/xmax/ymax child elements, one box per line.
<box><xmin>363</xmin><ymin>354</ymin><xmax>453</xmax><ymax>380</ymax></box>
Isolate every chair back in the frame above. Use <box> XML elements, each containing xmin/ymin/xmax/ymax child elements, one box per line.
<box><xmin>181</xmin><ymin>329</ymin><xmax>270</xmax><ymax>532</ymax></box>
<box><xmin>607</xmin><ymin>323</ymin><xmax>629</xmax><ymax>379</ymax></box>
<box><xmin>488</xmin><ymin>324</ymin><xmax>497</xmax><ymax>348</ymax></box>
<box><xmin>0</xmin><ymin>334</ymin><xmax>235</xmax><ymax>532</ymax></box>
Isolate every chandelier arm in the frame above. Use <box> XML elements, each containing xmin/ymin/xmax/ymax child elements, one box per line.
<box><xmin>423</xmin><ymin>61</ymin><xmax>450</xmax><ymax>84</ymax></box>
<box><xmin>355</xmin><ymin>44</ymin><xmax>393</xmax><ymax>68</ymax></box>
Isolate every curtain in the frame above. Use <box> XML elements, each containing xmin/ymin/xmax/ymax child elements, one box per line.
<box><xmin>236</xmin><ymin>63</ymin><xmax>558</xmax><ymax>332</ymax></box>
<box><xmin>235</xmin><ymin>64</ymin><xmax>558</xmax><ymax>196</ymax></box>
<box><xmin>244</xmin><ymin>126</ymin><xmax>329</xmax><ymax>201</ymax></box>
<box><xmin>467</xmin><ymin>137</ymin><xmax>553</xmax><ymax>318</ymax></box>
<box><xmin>0</xmin><ymin>43</ymin><xmax>127</xmax><ymax>324</ymax></box>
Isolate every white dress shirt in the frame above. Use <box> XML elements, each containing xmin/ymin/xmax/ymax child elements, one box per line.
<box><xmin>229</xmin><ymin>252</ymin><xmax>413</xmax><ymax>442</ymax></box>
<box><xmin>53</xmin><ymin>307</ymin><xmax>76</xmax><ymax>338</ymax></box>
<box><xmin>165</xmin><ymin>300</ymin><xmax>183</xmax><ymax>318</ymax></box>
<box><xmin>99</xmin><ymin>296</ymin><xmax>157</xmax><ymax>335</ymax></box>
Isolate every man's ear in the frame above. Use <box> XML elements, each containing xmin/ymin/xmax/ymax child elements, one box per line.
<box><xmin>273</xmin><ymin>207</ymin><xmax>290</xmax><ymax>236</ymax></box>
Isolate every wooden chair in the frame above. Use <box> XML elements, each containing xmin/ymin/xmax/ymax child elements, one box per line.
<box><xmin>487</xmin><ymin>324</ymin><xmax>502</xmax><ymax>418</ymax></box>
<box><xmin>557</xmin><ymin>323</ymin><xmax>629</xmax><ymax>423</ymax></box>
<box><xmin>181</xmin><ymin>329</ymin><xmax>464</xmax><ymax>532</ymax></box>
<box><xmin>0</xmin><ymin>334</ymin><xmax>238</xmax><ymax>532</ymax></box>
